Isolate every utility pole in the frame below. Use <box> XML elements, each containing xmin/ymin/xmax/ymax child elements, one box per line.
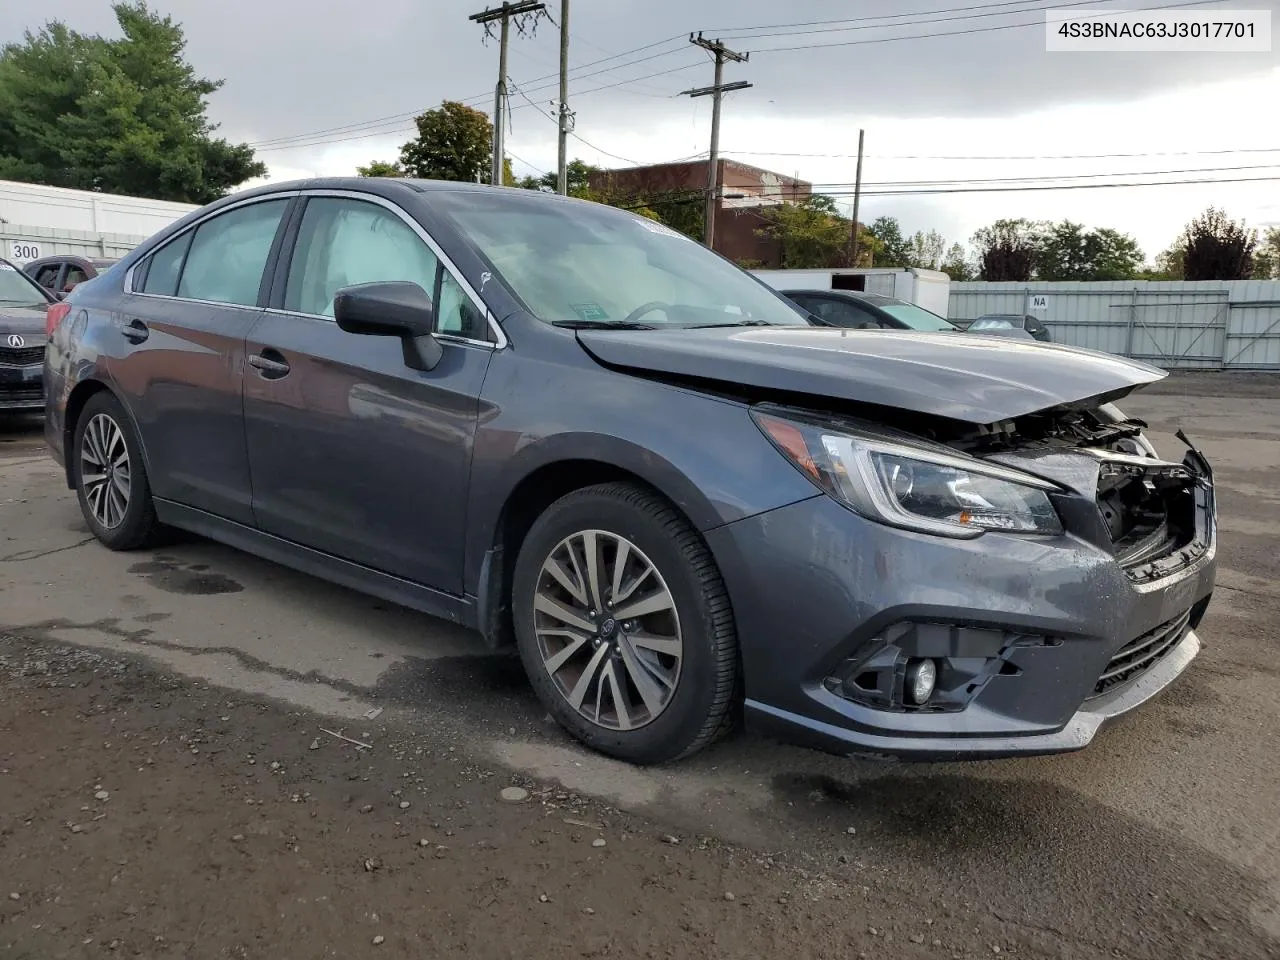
<box><xmin>470</xmin><ymin>1</ymin><xmax>546</xmax><ymax>187</ymax></box>
<box><xmin>556</xmin><ymin>0</ymin><xmax>571</xmax><ymax>195</ymax></box>
<box><xmin>848</xmin><ymin>128</ymin><xmax>865</xmax><ymax>267</ymax></box>
<box><xmin>680</xmin><ymin>33</ymin><xmax>750</xmax><ymax>252</ymax></box>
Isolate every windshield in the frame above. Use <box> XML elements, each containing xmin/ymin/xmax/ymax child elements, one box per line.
<box><xmin>878</xmin><ymin>302</ymin><xmax>958</xmax><ymax>332</ymax></box>
<box><xmin>970</xmin><ymin>317</ymin><xmax>1018</xmax><ymax>330</ymax></box>
<box><xmin>432</xmin><ymin>190</ymin><xmax>809</xmax><ymax>329</ymax></box>
<box><xmin>0</xmin><ymin>261</ymin><xmax>47</xmax><ymax>306</ymax></box>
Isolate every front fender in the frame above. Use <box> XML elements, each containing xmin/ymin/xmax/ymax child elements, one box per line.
<box><xmin>462</xmin><ymin>347</ymin><xmax>820</xmax><ymax>596</ymax></box>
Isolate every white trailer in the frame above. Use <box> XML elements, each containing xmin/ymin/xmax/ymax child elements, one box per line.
<box><xmin>751</xmin><ymin>267</ymin><xmax>952</xmax><ymax>317</ymax></box>
<box><xmin>0</xmin><ymin>179</ymin><xmax>197</xmax><ymax>265</ymax></box>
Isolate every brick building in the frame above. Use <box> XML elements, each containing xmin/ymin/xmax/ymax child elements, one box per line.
<box><xmin>587</xmin><ymin>159</ymin><xmax>811</xmax><ymax>267</ymax></box>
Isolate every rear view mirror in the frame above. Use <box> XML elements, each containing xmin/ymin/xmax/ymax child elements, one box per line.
<box><xmin>334</xmin><ymin>281</ymin><xmax>442</xmax><ymax>371</ymax></box>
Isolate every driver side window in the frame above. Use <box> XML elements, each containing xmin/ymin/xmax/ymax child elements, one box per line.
<box><xmin>285</xmin><ymin>198</ymin><xmax>440</xmax><ymax>318</ymax></box>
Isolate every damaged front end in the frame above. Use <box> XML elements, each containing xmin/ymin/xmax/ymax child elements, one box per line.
<box><xmin>751</xmin><ymin>393</ymin><xmax>1216</xmax><ymax>729</ymax></box>
<box><xmin>955</xmin><ymin>406</ymin><xmax>1216</xmax><ymax>585</ymax></box>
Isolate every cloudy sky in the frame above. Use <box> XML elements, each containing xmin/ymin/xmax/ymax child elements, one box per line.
<box><xmin>4</xmin><ymin>0</ymin><xmax>1279</xmax><ymax>260</ymax></box>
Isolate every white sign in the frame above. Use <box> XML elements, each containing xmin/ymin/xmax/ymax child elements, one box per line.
<box><xmin>9</xmin><ymin>241</ymin><xmax>42</xmax><ymax>263</ymax></box>
<box><xmin>1029</xmin><ymin>294</ymin><xmax>1050</xmax><ymax>312</ymax></box>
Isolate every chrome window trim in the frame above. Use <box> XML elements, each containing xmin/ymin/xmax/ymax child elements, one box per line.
<box><xmin>122</xmin><ymin>188</ymin><xmax>506</xmax><ymax>350</ymax></box>
<box><xmin>123</xmin><ymin>192</ymin><xmax>300</xmax><ymax>301</ymax></box>
<box><xmin>292</xmin><ymin>189</ymin><xmax>504</xmax><ymax>349</ymax></box>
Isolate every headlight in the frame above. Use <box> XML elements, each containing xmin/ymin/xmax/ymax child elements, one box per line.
<box><xmin>753</xmin><ymin>409</ymin><xmax>1063</xmax><ymax>538</ymax></box>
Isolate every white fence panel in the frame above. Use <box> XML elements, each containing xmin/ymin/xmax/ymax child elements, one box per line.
<box><xmin>949</xmin><ymin>280</ymin><xmax>1280</xmax><ymax>370</ymax></box>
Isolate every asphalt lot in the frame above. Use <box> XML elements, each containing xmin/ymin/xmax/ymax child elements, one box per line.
<box><xmin>3</xmin><ymin>371</ymin><xmax>1280</xmax><ymax>959</ymax></box>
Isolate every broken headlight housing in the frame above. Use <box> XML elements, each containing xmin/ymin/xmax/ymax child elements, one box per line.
<box><xmin>753</xmin><ymin>408</ymin><xmax>1063</xmax><ymax>539</ymax></box>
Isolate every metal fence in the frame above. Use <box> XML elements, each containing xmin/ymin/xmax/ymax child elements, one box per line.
<box><xmin>3</xmin><ymin>226</ymin><xmax>147</xmax><ymax>266</ymax></box>
<box><xmin>948</xmin><ymin>280</ymin><xmax>1280</xmax><ymax>370</ymax></box>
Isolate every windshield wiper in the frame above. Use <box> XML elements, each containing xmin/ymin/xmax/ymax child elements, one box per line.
<box><xmin>684</xmin><ymin>319</ymin><xmax>776</xmax><ymax>329</ymax></box>
<box><xmin>550</xmin><ymin>319</ymin><xmax>658</xmax><ymax>330</ymax></box>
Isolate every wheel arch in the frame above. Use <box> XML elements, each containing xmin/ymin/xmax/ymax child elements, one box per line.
<box><xmin>61</xmin><ymin>379</ymin><xmax>151</xmax><ymax>487</ymax></box>
<box><xmin>471</xmin><ymin>446</ymin><xmax>721</xmax><ymax>650</ymax></box>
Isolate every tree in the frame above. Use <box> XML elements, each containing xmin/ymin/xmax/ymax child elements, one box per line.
<box><xmin>1175</xmin><ymin>207</ymin><xmax>1257</xmax><ymax>281</ymax></box>
<box><xmin>1251</xmin><ymin>226</ymin><xmax>1280</xmax><ymax>280</ymax></box>
<box><xmin>0</xmin><ymin>2</ymin><xmax>265</xmax><ymax>202</ymax></box>
<box><xmin>1035</xmin><ymin>221</ymin><xmax>1143</xmax><ymax>281</ymax></box>
<box><xmin>357</xmin><ymin>159</ymin><xmax>404</xmax><ymax>177</ymax></box>
<box><xmin>399</xmin><ymin>100</ymin><xmax>494</xmax><ymax>183</ymax></box>
<box><xmin>972</xmin><ymin>218</ymin><xmax>1041</xmax><ymax>281</ymax></box>
<box><xmin>516</xmin><ymin>158</ymin><xmax>602</xmax><ymax>195</ymax></box>
<box><xmin>866</xmin><ymin>216</ymin><xmax>911</xmax><ymax>267</ymax></box>
<box><xmin>755</xmin><ymin>195</ymin><xmax>852</xmax><ymax>269</ymax></box>
<box><xmin>940</xmin><ymin>242</ymin><xmax>974</xmax><ymax>281</ymax></box>
<box><xmin>906</xmin><ymin>229</ymin><xmax>946</xmax><ymax>270</ymax></box>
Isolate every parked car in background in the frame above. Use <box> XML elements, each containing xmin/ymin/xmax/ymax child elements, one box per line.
<box><xmin>0</xmin><ymin>257</ymin><xmax>56</xmax><ymax>412</ymax></box>
<box><xmin>782</xmin><ymin>290</ymin><xmax>959</xmax><ymax>332</ymax></box>
<box><xmin>24</xmin><ymin>255</ymin><xmax>119</xmax><ymax>300</ymax></box>
<box><xmin>968</xmin><ymin>314</ymin><xmax>1053</xmax><ymax>342</ymax></box>
<box><xmin>45</xmin><ymin>178</ymin><xmax>1215</xmax><ymax>765</ymax></box>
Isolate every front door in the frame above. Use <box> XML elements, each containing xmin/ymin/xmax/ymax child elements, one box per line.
<box><xmin>242</xmin><ymin>194</ymin><xmax>493</xmax><ymax>594</ymax></box>
<box><xmin>116</xmin><ymin>197</ymin><xmax>291</xmax><ymax>525</ymax></box>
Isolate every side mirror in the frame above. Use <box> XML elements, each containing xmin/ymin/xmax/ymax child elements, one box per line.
<box><xmin>334</xmin><ymin>281</ymin><xmax>442</xmax><ymax>371</ymax></box>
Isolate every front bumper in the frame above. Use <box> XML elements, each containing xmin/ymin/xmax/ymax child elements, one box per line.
<box><xmin>0</xmin><ymin>362</ymin><xmax>44</xmax><ymax>411</ymax></box>
<box><xmin>705</xmin><ymin>491</ymin><xmax>1216</xmax><ymax>761</ymax></box>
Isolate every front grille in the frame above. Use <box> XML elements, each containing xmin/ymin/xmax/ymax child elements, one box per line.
<box><xmin>1091</xmin><ymin>609</ymin><xmax>1191</xmax><ymax>697</ymax></box>
<box><xmin>0</xmin><ymin>346</ymin><xmax>45</xmax><ymax>366</ymax></box>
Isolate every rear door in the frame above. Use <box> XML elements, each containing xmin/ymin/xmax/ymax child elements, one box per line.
<box><xmin>118</xmin><ymin>196</ymin><xmax>293</xmax><ymax>524</ymax></box>
<box><xmin>242</xmin><ymin>192</ymin><xmax>494</xmax><ymax>594</ymax></box>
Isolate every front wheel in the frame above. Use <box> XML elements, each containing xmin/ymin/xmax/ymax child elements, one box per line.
<box><xmin>512</xmin><ymin>482</ymin><xmax>739</xmax><ymax>764</ymax></box>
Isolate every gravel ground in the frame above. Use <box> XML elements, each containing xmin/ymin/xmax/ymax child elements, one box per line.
<box><xmin>3</xmin><ymin>635</ymin><xmax>1065</xmax><ymax>960</ymax></box>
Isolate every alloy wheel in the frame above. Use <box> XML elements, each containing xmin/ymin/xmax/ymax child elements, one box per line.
<box><xmin>533</xmin><ymin>530</ymin><xmax>683</xmax><ymax>731</ymax></box>
<box><xmin>80</xmin><ymin>413</ymin><xmax>131</xmax><ymax>529</ymax></box>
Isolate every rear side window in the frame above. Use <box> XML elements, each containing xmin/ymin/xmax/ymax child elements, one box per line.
<box><xmin>176</xmin><ymin>200</ymin><xmax>289</xmax><ymax>306</ymax></box>
<box><xmin>33</xmin><ymin>265</ymin><xmax>60</xmax><ymax>291</ymax></box>
<box><xmin>140</xmin><ymin>232</ymin><xmax>193</xmax><ymax>296</ymax></box>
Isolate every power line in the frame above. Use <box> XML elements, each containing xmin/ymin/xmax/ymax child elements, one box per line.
<box><xmin>700</xmin><ymin>0</ymin><xmax>1114</xmax><ymax>34</ymax></box>
<box><xmin>748</xmin><ymin>0</ymin><xmax>1231</xmax><ymax>52</ymax></box>
<box><xmin>246</xmin><ymin>34</ymin><xmax>689</xmax><ymax>149</ymax></box>
<box><xmin>796</xmin><ymin>162</ymin><xmax>1280</xmax><ymax>188</ymax></box>
<box><xmin>713</xmin><ymin>0</ymin><xmax>1132</xmax><ymax>42</ymax></box>
<box><xmin>721</xmin><ymin>146</ymin><xmax>1280</xmax><ymax>161</ymax></box>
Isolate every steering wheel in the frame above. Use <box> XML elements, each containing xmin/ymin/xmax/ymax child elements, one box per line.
<box><xmin>621</xmin><ymin>301</ymin><xmax>670</xmax><ymax>325</ymax></box>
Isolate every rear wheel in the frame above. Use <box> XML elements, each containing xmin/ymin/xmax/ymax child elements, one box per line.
<box><xmin>71</xmin><ymin>392</ymin><xmax>163</xmax><ymax>550</ymax></box>
<box><xmin>512</xmin><ymin>482</ymin><xmax>739</xmax><ymax>764</ymax></box>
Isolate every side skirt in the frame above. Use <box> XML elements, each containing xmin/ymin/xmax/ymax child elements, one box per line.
<box><xmin>153</xmin><ymin>499</ymin><xmax>480</xmax><ymax>630</ymax></box>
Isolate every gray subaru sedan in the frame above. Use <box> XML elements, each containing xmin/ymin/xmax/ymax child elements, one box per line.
<box><xmin>42</xmin><ymin>178</ymin><xmax>1216</xmax><ymax>764</ymax></box>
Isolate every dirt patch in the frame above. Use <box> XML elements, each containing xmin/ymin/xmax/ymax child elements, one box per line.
<box><xmin>0</xmin><ymin>636</ymin><xmax>1105</xmax><ymax>960</ymax></box>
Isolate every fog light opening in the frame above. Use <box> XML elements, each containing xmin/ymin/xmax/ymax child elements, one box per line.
<box><xmin>905</xmin><ymin>658</ymin><xmax>938</xmax><ymax>705</ymax></box>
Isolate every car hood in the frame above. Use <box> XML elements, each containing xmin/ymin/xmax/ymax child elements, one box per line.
<box><xmin>0</xmin><ymin>303</ymin><xmax>47</xmax><ymax>342</ymax></box>
<box><xmin>575</xmin><ymin>326</ymin><xmax>1165</xmax><ymax>424</ymax></box>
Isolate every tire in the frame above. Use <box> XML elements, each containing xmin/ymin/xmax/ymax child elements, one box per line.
<box><xmin>71</xmin><ymin>391</ymin><xmax>163</xmax><ymax>551</ymax></box>
<box><xmin>512</xmin><ymin>482</ymin><xmax>739</xmax><ymax>764</ymax></box>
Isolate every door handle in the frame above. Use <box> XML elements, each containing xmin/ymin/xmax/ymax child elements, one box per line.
<box><xmin>248</xmin><ymin>351</ymin><xmax>291</xmax><ymax>378</ymax></box>
<box><xmin>121</xmin><ymin>318</ymin><xmax>149</xmax><ymax>344</ymax></box>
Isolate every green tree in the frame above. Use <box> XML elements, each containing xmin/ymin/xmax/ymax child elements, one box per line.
<box><xmin>1176</xmin><ymin>207</ymin><xmax>1256</xmax><ymax>281</ymax></box>
<box><xmin>866</xmin><ymin>216</ymin><xmax>911</xmax><ymax>267</ymax></box>
<box><xmin>399</xmin><ymin>100</ymin><xmax>494</xmax><ymax>183</ymax></box>
<box><xmin>0</xmin><ymin>2</ymin><xmax>265</xmax><ymax>202</ymax></box>
<box><xmin>1251</xmin><ymin>226</ymin><xmax>1280</xmax><ymax>280</ymax></box>
<box><xmin>907</xmin><ymin>229</ymin><xmax>946</xmax><ymax>270</ymax></box>
<box><xmin>973</xmin><ymin>218</ymin><xmax>1041</xmax><ymax>281</ymax></box>
<box><xmin>940</xmin><ymin>242</ymin><xmax>974</xmax><ymax>281</ymax></box>
<box><xmin>1036</xmin><ymin>221</ymin><xmax>1143</xmax><ymax>281</ymax></box>
<box><xmin>755</xmin><ymin>195</ymin><xmax>851</xmax><ymax>269</ymax></box>
<box><xmin>357</xmin><ymin>159</ymin><xmax>404</xmax><ymax>177</ymax></box>
<box><xmin>516</xmin><ymin>158</ymin><xmax>602</xmax><ymax>195</ymax></box>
